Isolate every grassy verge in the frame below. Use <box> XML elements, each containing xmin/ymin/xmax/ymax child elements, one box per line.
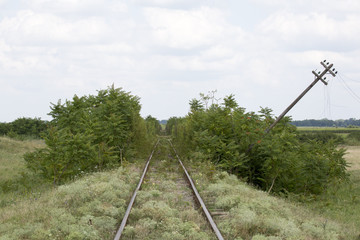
<box><xmin>0</xmin><ymin>163</ymin><xmax>142</xmax><ymax>239</ymax></box>
<box><xmin>303</xmin><ymin>145</ymin><xmax>360</xmax><ymax>239</ymax></box>
<box><xmin>185</xmin><ymin>158</ymin><xmax>348</xmax><ymax>239</ymax></box>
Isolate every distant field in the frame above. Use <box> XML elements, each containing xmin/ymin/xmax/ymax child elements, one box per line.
<box><xmin>296</xmin><ymin>126</ymin><xmax>360</xmax><ymax>132</ymax></box>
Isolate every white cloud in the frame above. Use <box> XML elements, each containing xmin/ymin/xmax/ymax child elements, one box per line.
<box><xmin>26</xmin><ymin>0</ymin><xmax>128</xmax><ymax>14</ymax></box>
<box><xmin>132</xmin><ymin>0</ymin><xmax>204</xmax><ymax>8</ymax></box>
<box><xmin>252</xmin><ymin>0</ymin><xmax>360</xmax><ymax>12</ymax></box>
<box><xmin>1</xmin><ymin>1</ymin><xmax>360</xmax><ymax>121</ymax></box>
<box><xmin>144</xmin><ymin>7</ymin><xmax>228</xmax><ymax>49</ymax></box>
<box><xmin>141</xmin><ymin>6</ymin><xmax>250</xmax><ymax>73</ymax></box>
<box><xmin>258</xmin><ymin>11</ymin><xmax>360</xmax><ymax>51</ymax></box>
<box><xmin>0</xmin><ymin>10</ymin><xmax>111</xmax><ymax>45</ymax></box>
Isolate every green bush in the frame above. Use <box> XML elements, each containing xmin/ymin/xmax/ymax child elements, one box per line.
<box><xmin>24</xmin><ymin>85</ymin><xmax>155</xmax><ymax>184</ymax></box>
<box><xmin>169</xmin><ymin>93</ymin><xmax>348</xmax><ymax>196</ymax></box>
<box><xmin>297</xmin><ymin>132</ymin><xmax>344</xmax><ymax>144</ymax></box>
<box><xmin>347</xmin><ymin>131</ymin><xmax>360</xmax><ymax>142</ymax></box>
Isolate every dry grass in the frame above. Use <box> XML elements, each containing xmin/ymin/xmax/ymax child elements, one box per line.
<box><xmin>186</xmin><ymin>159</ymin><xmax>348</xmax><ymax>240</ymax></box>
<box><xmin>0</xmin><ymin>164</ymin><xmax>142</xmax><ymax>239</ymax></box>
<box><xmin>344</xmin><ymin>146</ymin><xmax>360</xmax><ymax>171</ymax></box>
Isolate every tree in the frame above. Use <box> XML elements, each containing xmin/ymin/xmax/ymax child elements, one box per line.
<box><xmin>24</xmin><ymin>85</ymin><xmax>153</xmax><ymax>184</ymax></box>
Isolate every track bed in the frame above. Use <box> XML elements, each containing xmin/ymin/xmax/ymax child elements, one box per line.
<box><xmin>114</xmin><ymin>139</ymin><xmax>221</xmax><ymax>240</ymax></box>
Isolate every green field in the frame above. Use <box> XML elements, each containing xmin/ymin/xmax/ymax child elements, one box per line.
<box><xmin>297</xmin><ymin>126</ymin><xmax>360</xmax><ymax>133</ymax></box>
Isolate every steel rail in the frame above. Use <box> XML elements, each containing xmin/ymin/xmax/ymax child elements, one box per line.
<box><xmin>113</xmin><ymin>140</ymin><xmax>159</xmax><ymax>240</ymax></box>
<box><xmin>168</xmin><ymin>140</ymin><xmax>225</xmax><ymax>240</ymax></box>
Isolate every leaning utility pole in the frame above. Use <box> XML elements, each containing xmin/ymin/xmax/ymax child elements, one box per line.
<box><xmin>247</xmin><ymin>60</ymin><xmax>338</xmax><ymax>153</ymax></box>
<box><xmin>265</xmin><ymin>60</ymin><xmax>338</xmax><ymax>134</ymax></box>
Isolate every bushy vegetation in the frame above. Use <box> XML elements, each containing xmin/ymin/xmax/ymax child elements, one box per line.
<box><xmin>24</xmin><ymin>85</ymin><xmax>157</xmax><ymax>185</ymax></box>
<box><xmin>0</xmin><ymin>117</ymin><xmax>48</xmax><ymax>139</ymax></box>
<box><xmin>346</xmin><ymin>131</ymin><xmax>360</xmax><ymax>145</ymax></box>
<box><xmin>168</xmin><ymin>93</ymin><xmax>348</xmax><ymax>196</ymax></box>
<box><xmin>145</xmin><ymin>115</ymin><xmax>162</xmax><ymax>137</ymax></box>
<box><xmin>297</xmin><ymin>132</ymin><xmax>345</xmax><ymax>145</ymax></box>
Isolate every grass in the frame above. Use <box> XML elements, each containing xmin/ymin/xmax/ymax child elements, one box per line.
<box><xmin>186</xmin><ymin>159</ymin><xmax>349</xmax><ymax>240</ymax></box>
<box><xmin>1</xmin><ymin>136</ymin><xmax>358</xmax><ymax>239</ymax></box>
<box><xmin>0</xmin><ymin>136</ymin><xmax>50</xmax><ymax>207</ymax></box>
<box><xmin>0</xmin><ymin>162</ymin><xmax>142</xmax><ymax>239</ymax></box>
<box><xmin>122</xmin><ymin>140</ymin><xmax>216</xmax><ymax>240</ymax></box>
<box><xmin>344</xmin><ymin>146</ymin><xmax>360</xmax><ymax>171</ymax></box>
<box><xmin>296</xmin><ymin>127</ymin><xmax>360</xmax><ymax>132</ymax></box>
<box><xmin>303</xmin><ymin>145</ymin><xmax>360</xmax><ymax>239</ymax></box>
<box><xmin>0</xmin><ymin>136</ymin><xmax>44</xmax><ymax>182</ymax></box>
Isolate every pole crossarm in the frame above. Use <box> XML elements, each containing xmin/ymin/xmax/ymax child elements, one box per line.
<box><xmin>264</xmin><ymin>60</ymin><xmax>337</xmax><ymax>134</ymax></box>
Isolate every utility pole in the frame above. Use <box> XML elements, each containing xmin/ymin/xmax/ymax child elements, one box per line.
<box><xmin>246</xmin><ymin>60</ymin><xmax>338</xmax><ymax>153</ymax></box>
<box><xmin>265</xmin><ymin>60</ymin><xmax>338</xmax><ymax>134</ymax></box>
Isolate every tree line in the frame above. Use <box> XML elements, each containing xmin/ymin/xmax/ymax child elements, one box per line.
<box><xmin>167</xmin><ymin>93</ymin><xmax>348</xmax><ymax>196</ymax></box>
<box><xmin>0</xmin><ymin>117</ymin><xmax>48</xmax><ymax>138</ymax></box>
<box><xmin>291</xmin><ymin>118</ymin><xmax>360</xmax><ymax>127</ymax></box>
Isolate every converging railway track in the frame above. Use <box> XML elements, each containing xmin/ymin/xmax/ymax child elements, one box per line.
<box><xmin>113</xmin><ymin>138</ymin><xmax>224</xmax><ymax>240</ymax></box>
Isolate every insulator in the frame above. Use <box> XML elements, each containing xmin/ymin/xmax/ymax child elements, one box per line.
<box><xmin>335</xmin><ymin>71</ymin><xmax>338</xmax><ymax>74</ymax></box>
<box><xmin>332</xmin><ymin>68</ymin><xmax>335</xmax><ymax>71</ymax></box>
<box><xmin>323</xmin><ymin>60</ymin><xmax>327</xmax><ymax>62</ymax></box>
<box><xmin>327</xmin><ymin>62</ymin><xmax>330</xmax><ymax>65</ymax></box>
<box><xmin>318</xmin><ymin>71</ymin><xmax>321</xmax><ymax>74</ymax></box>
<box><xmin>324</xmin><ymin>77</ymin><xmax>327</xmax><ymax>80</ymax></box>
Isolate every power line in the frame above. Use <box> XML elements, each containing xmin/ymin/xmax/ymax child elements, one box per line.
<box><xmin>337</xmin><ymin>74</ymin><xmax>360</xmax><ymax>104</ymax></box>
<box><xmin>338</xmin><ymin>72</ymin><xmax>360</xmax><ymax>83</ymax></box>
<box><xmin>322</xmin><ymin>84</ymin><xmax>332</xmax><ymax>119</ymax></box>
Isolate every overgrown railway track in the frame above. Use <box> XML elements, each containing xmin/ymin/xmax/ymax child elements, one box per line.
<box><xmin>113</xmin><ymin>138</ymin><xmax>224</xmax><ymax>240</ymax></box>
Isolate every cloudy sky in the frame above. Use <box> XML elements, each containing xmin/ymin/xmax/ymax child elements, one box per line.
<box><xmin>1</xmin><ymin>0</ymin><xmax>360</xmax><ymax>122</ymax></box>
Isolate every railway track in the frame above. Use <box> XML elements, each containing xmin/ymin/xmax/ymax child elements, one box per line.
<box><xmin>113</xmin><ymin>138</ymin><xmax>224</xmax><ymax>240</ymax></box>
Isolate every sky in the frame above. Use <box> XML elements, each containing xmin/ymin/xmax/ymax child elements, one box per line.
<box><xmin>1</xmin><ymin>0</ymin><xmax>360</xmax><ymax>122</ymax></box>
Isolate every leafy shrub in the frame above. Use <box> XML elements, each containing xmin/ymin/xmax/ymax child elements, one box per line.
<box><xmin>169</xmin><ymin>93</ymin><xmax>348</xmax><ymax>196</ymax></box>
<box><xmin>347</xmin><ymin>131</ymin><xmax>360</xmax><ymax>142</ymax></box>
<box><xmin>297</xmin><ymin>132</ymin><xmax>344</xmax><ymax>144</ymax></box>
<box><xmin>24</xmin><ymin>85</ymin><xmax>155</xmax><ymax>184</ymax></box>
